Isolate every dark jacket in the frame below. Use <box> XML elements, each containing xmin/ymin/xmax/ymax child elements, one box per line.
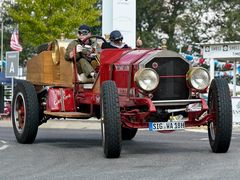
<box><xmin>101</xmin><ymin>42</ymin><xmax>129</xmax><ymax>49</ymax></box>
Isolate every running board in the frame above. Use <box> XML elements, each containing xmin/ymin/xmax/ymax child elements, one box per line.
<box><xmin>44</xmin><ymin>111</ymin><xmax>91</xmax><ymax>118</ymax></box>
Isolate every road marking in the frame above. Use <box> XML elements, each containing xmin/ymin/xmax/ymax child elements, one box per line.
<box><xmin>233</xmin><ymin>132</ymin><xmax>240</xmax><ymax>135</ymax></box>
<box><xmin>0</xmin><ymin>140</ymin><xmax>9</xmax><ymax>151</ymax></box>
<box><xmin>1</xmin><ymin>140</ymin><xmax>7</xmax><ymax>144</ymax></box>
<box><xmin>185</xmin><ymin>129</ymin><xmax>207</xmax><ymax>133</ymax></box>
<box><xmin>194</xmin><ymin>137</ymin><xmax>236</xmax><ymax>141</ymax></box>
<box><xmin>198</xmin><ymin>138</ymin><xmax>208</xmax><ymax>141</ymax></box>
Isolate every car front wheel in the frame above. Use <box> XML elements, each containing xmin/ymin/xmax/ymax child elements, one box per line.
<box><xmin>101</xmin><ymin>80</ymin><xmax>121</xmax><ymax>158</ymax></box>
<box><xmin>208</xmin><ymin>78</ymin><xmax>232</xmax><ymax>153</ymax></box>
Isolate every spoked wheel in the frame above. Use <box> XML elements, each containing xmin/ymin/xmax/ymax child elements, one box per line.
<box><xmin>12</xmin><ymin>80</ymin><xmax>39</xmax><ymax>144</ymax></box>
<box><xmin>122</xmin><ymin>126</ymin><xmax>138</xmax><ymax>140</ymax></box>
<box><xmin>208</xmin><ymin>78</ymin><xmax>232</xmax><ymax>153</ymax></box>
<box><xmin>101</xmin><ymin>81</ymin><xmax>121</xmax><ymax>158</ymax></box>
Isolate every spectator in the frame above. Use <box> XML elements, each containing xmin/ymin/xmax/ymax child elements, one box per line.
<box><xmin>102</xmin><ymin>30</ymin><xmax>142</xmax><ymax>49</ymax></box>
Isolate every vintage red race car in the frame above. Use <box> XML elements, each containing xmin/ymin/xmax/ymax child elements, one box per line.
<box><xmin>12</xmin><ymin>36</ymin><xmax>232</xmax><ymax>158</ymax></box>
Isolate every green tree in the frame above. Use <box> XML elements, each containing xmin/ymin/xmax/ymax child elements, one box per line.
<box><xmin>207</xmin><ymin>0</ymin><xmax>240</xmax><ymax>41</ymax></box>
<box><xmin>3</xmin><ymin>0</ymin><xmax>100</xmax><ymax>65</ymax></box>
<box><xmin>1</xmin><ymin>1</ymin><xmax>15</xmax><ymax>70</ymax></box>
<box><xmin>6</xmin><ymin>0</ymin><xmax>101</xmax><ymax>46</ymax></box>
<box><xmin>136</xmin><ymin>0</ymin><xmax>192</xmax><ymax>50</ymax></box>
<box><xmin>176</xmin><ymin>0</ymin><xmax>211</xmax><ymax>52</ymax></box>
<box><xmin>136</xmin><ymin>0</ymin><xmax>240</xmax><ymax>51</ymax></box>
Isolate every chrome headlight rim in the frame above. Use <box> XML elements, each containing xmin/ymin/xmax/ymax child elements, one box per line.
<box><xmin>187</xmin><ymin>67</ymin><xmax>210</xmax><ymax>91</ymax></box>
<box><xmin>134</xmin><ymin>68</ymin><xmax>159</xmax><ymax>92</ymax></box>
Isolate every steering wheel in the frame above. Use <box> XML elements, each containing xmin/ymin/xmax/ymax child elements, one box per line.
<box><xmin>82</xmin><ymin>35</ymin><xmax>107</xmax><ymax>70</ymax></box>
<box><xmin>82</xmin><ymin>35</ymin><xmax>107</xmax><ymax>54</ymax></box>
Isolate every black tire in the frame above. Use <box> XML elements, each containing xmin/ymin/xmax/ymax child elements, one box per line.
<box><xmin>12</xmin><ymin>80</ymin><xmax>39</xmax><ymax>144</ymax></box>
<box><xmin>36</xmin><ymin>43</ymin><xmax>49</xmax><ymax>54</ymax></box>
<box><xmin>37</xmin><ymin>87</ymin><xmax>48</xmax><ymax>125</ymax></box>
<box><xmin>122</xmin><ymin>126</ymin><xmax>138</xmax><ymax>140</ymax></box>
<box><xmin>101</xmin><ymin>81</ymin><xmax>121</xmax><ymax>158</ymax></box>
<box><xmin>208</xmin><ymin>78</ymin><xmax>232</xmax><ymax>153</ymax></box>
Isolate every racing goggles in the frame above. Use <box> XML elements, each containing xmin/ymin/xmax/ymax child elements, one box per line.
<box><xmin>113</xmin><ymin>37</ymin><xmax>123</xmax><ymax>42</ymax></box>
<box><xmin>79</xmin><ymin>30</ymin><xmax>90</xmax><ymax>35</ymax></box>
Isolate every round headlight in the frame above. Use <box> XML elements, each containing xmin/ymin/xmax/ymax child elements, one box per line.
<box><xmin>187</xmin><ymin>67</ymin><xmax>210</xmax><ymax>90</ymax></box>
<box><xmin>134</xmin><ymin>68</ymin><xmax>159</xmax><ymax>92</ymax></box>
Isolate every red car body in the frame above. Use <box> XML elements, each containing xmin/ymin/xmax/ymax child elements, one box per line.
<box><xmin>69</xmin><ymin>48</ymin><xmax>212</xmax><ymax>129</ymax></box>
<box><xmin>11</xmin><ymin>37</ymin><xmax>233</xmax><ymax>158</ymax></box>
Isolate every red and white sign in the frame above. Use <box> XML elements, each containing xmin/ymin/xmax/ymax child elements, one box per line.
<box><xmin>47</xmin><ymin>88</ymin><xmax>75</xmax><ymax>112</ymax></box>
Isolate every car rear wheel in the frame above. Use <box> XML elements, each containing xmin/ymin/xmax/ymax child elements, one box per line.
<box><xmin>208</xmin><ymin>78</ymin><xmax>232</xmax><ymax>153</ymax></box>
<box><xmin>122</xmin><ymin>126</ymin><xmax>138</xmax><ymax>140</ymax></box>
<box><xmin>12</xmin><ymin>80</ymin><xmax>39</xmax><ymax>144</ymax></box>
<box><xmin>101</xmin><ymin>81</ymin><xmax>121</xmax><ymax>158</ymax></box>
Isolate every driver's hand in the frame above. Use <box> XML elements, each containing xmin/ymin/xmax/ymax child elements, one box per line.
<box><xmin>136</xmin><ymin>37</ymin><xmax>143</xmax><ymax>47</ymax></box>
<box><xmin>76</xmin><ymin>44</ymin><xmax>83</xmax><ymax>53</ymax></box>
<box><xmin>84</xmin><ymin>45</ymin><xmax>93</xmax><ymax>52</ymax></box>
<box><xmin>90</xmin><ymin>53</ymin><xmax>97</xmax><ymax>58</ymax></box>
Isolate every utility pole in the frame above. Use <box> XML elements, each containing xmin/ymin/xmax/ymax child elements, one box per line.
<box><xmin>0</xmin><ymin>18</ymin><xmax>3</xmax><ymax>72</ymax></box>
<box><xmin>0</xmin><ymin>0</ymin><xmax>4</xmax><ymax>72</ymax></box>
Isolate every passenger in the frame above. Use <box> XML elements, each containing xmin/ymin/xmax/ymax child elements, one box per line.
<box><xmin>102</xmin><ymin>30</ymin><xmax>142</xmax><ymax>49</ymax></box>
<box><xmin>65</xmin><ymin>24</ymin><xmax>95</xmax><ymax>78</ymax></box>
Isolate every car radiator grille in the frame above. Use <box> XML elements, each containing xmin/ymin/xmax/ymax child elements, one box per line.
<box><xmin>145</xmin><ymin>57</ymin><xmax>190</xmax><ymax>100</ymax></box>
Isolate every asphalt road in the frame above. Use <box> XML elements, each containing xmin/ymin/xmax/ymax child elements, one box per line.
<box><xmin>0</xmin><ymin>122</ymin><xmax>240</xmax><ymax>180</ymax></box>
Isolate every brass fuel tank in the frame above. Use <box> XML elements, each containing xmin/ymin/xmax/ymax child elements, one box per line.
<box><xmin>50</xmin><ymin>39</ymin><xmax>73</xmax><ymax>65</ymax></box>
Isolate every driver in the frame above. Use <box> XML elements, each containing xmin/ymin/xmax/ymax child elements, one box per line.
<box><xmin>65</xmin><ymin>24</ymin><xmax>95</xmax><ymax>79</ymax></box>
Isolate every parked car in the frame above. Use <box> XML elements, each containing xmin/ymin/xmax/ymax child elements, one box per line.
<box><xmin>12</xmin><ymin>36</ymin><xmax>232</xmax><ymax>158</ymax></box>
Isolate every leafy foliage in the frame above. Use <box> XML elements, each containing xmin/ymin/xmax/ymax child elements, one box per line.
<box><xmin>136</xmin><ymin>0</ymin><xmax>192</xmax><ymax>50</ymax></box>
<box><xmin>2</xmin><ymin>0</ymin><xmax>100</xmax><ymax>66</ymax></box>
<box><xmin>6</xmin><ymin>0</ymin><xmax>101</xmax><ymax>46</ymax></box>
<box><xmin>136</xmin><ymin>0</ymin><xmax>240</xmax><ymax>51</ymax></box>
<box><xmin>208</xmin><ymin>0</ymin><xmax>240</xmax><ymax>41</ymax></box>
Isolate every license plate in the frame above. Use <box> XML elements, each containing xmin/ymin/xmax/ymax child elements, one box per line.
<box><xmin>149</xmin><ymin>121</ymin><xmax>185</xmax><ymax>131</ymax></box>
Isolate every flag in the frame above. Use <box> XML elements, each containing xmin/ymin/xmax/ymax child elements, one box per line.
<box><xmin>10</xmin><ymin>27</ymin><xmax>23</xmax><ymax>52</ymax></box>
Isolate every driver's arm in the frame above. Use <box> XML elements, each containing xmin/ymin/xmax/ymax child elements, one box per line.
<box><xmin>65</xmin><ymin>40</ymin><xmax>82</xmax><ymax>61</ymax></box>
